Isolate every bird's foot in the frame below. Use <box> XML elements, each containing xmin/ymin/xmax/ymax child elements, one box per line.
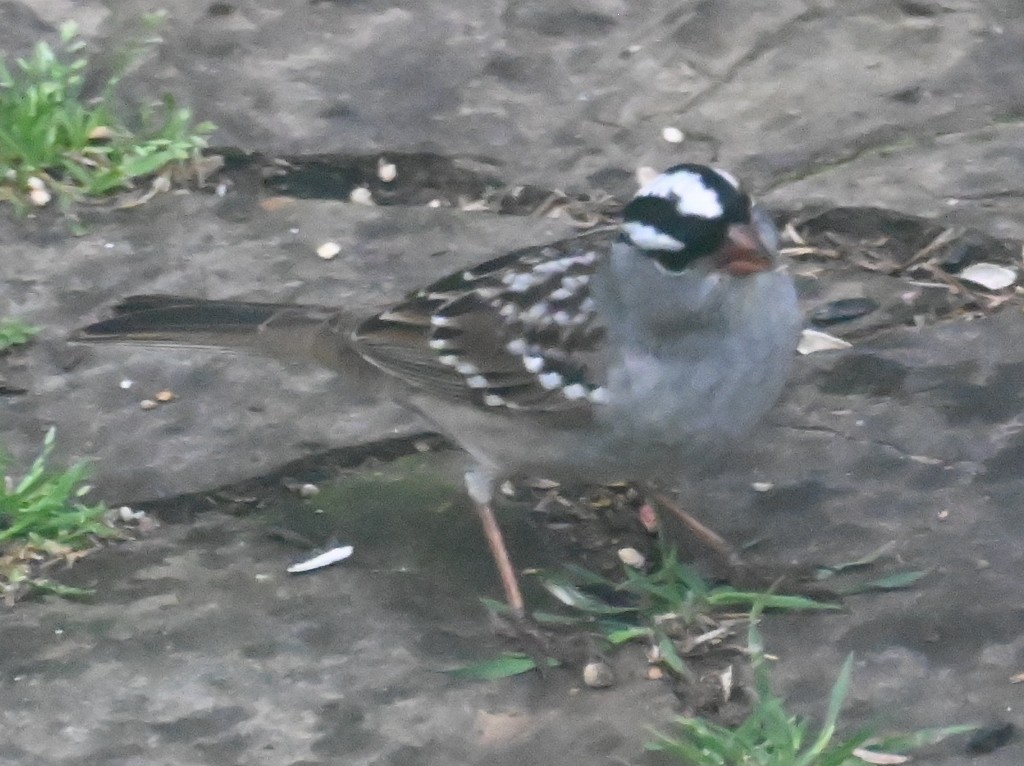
<box><xmin>486</xmin><ymin>607</ymin><xmax>586</xmax><ymax>674</ymax></box>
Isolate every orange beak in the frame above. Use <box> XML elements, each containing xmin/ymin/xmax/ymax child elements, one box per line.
<box><xmin>717</xmin><ymin>223</ymin><xmax>774</xmax><ymax>276</ymax></box>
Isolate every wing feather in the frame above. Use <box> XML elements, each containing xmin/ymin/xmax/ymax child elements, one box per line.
<box><xmin>352</xmin><ymin>228</ymin><xmax>615</xmax><ymax>413</ymax></box>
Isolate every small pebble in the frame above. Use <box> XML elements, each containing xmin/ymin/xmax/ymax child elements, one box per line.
<box><xmin>646</xmin><ymin>666</ymin><xmax>664</xmax><ymax>680</ymax></box>
<box><xmin>139</xmin><ymin>399</ymin><xmax>158</xmax><ymax>410</ymax></box>
<box><xmin>349</xmin><ymin>187</ymin><xmax>375</xmax><ymax>206</ymax></box>
<box><xmin>155</xmin><ymin>390</ymin><xmax>176</xmax><ymax>403</ymax></box>
<box><xmin>582</xmin><ymin>660</ymin><xmax>615</xmax><ymax>688</ymax></box>
<box><xmin>119</xmin><ymin>379</ymin><xmax>133</xmax><ymax>390</ymax></box>
<box><xmin>751</xmin><ymin>481</ymin><xmax>774</xmax><ymax>492</ymax></box>
<box><xmin>28</xmin><ymin>183</ymin><xmax>51</xmax><ymax>207</ymax></box>
<box><xmin>617</xmin><ymin>547</ymin><xmax>646</xmax><ymax>568</ymax></box>
<box><xmin>377</xmin><ymin>158</ymin><xmax>397</xmax><ymax>182</ymax></box>
<box><xmin>298</xmin><ymin>483</ymin><xmax>320</xmax><ymax>498</ymax></box>
<box><xmin>316</xmin><ymin>241</ymin><xmax>341</xmax><ymax>260</ymax></box>
<box><xmin>661</xmin><ymin>126</ymin><xmax>685</xmax><ymax>143</ymax></box>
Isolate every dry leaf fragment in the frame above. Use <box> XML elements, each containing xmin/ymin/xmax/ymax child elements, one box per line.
<box><xmin>797</xmin><ymin>328</ymin><xmax>853</xmax><ymax>355</ymax></box>
<box><xmin>635</xmin><ymin>166</ymin><xmax>658</xmax><ymax>187</ymax></box>
<box><xmin>782</xmin><ymin>221</ymin><xmax>806</xmax><ymax>246</ymax></box>
<box><xmin>116</xmin><ymin>173</ymin><xmax>172</xmax><ymax>209</ymax></box>
<box><xmin>852</xmin><ymin>748</ymin><xmax>909</xmax><ymax>765</ymax></box>
<box><xmin>959</xmin><ymin>263</ymin><xmax>1017</xmax><ymax>290</ymax></box>
<box><xmin>259</xmin><ymin>196</ymin><xmax>295</xmax><ymax>212</ymax></box>
<box><xmin>907</xmin><ymin>226</ymin><xmax>959</xmax><ymax>266</ymax></box>
<box><xmin>286</xmin><ymin>544</ymin><xmax>354</xmax><ymax>573</ymax></box>
<box><xmin>719</xmin><ymin>665</ymin><xmax>733</xmax><ymax>701</ymax></box>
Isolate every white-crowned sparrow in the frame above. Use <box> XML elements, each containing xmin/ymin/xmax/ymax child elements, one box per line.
<box><xmin>75</xmin><ymin>163</ymin><xmax>802</xmax><ymax>616</ymax></box>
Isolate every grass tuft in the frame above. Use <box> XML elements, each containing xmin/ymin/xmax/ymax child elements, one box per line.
<box><xmin>0</xmin><ymin>318</ymin><xmax>39</xmax><ymax>352</ymax></box>
<box><xmin>0</xmin><ymin>20</ymin><xmax>214</xmax><ymax>217</ymax></box>
<box><xmin>0</xmin><ymin>427</ymin><xmax>122</xmax><ymax>603</ymax></box>
<box><xmin>647</xmin><ymin>600</ymin><xmax>977</xmax><ymax>765</ymax></box>
<box><xmin>527</xmin><ymin>540</ymin><xmax>835</xmax><ymax>680</ymax></box>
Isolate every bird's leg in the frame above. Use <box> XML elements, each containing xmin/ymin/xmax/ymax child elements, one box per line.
<box><xmin>473</xmin><ymin>500</ymin><xmax>526</xmax><ymax>617</ymax></box>
<box><xmin>650</xmin><ymin>489</ymin><xmax>745</xmax><ymax>569</ymax></box>
<box><xmin>651</xmin><ymin>489</ymin><xmax>832</xmax><ymax>595</ymax></box>
<box><xmin>465</xmin><ymin>471</ymin><xmax>526</xmax><ymax>618</ymax></box>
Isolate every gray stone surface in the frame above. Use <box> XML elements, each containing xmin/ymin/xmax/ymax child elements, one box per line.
<box><xmin>3</xmin><ymin>1</ymin><xmax>1024</xmax><ymax>764</ymax></box>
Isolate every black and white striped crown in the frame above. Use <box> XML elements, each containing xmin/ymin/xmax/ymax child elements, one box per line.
<box><xmin>620</xmin><ymin>164</ymin><xmax>753</xmax><ymax>270</ymax></box>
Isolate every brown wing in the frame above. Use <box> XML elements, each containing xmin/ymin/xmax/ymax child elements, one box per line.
<box><xmin>352</xmin><ymin>228</ymin><xmax>615</xmax><ymax>413</ymax></box>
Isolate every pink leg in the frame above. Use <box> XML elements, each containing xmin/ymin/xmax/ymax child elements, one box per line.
<box><xmin>465</xmin><ymin>470</ymin><xmax>526</xmax><ymax>616</ymax></box>
<box><xmin>651</xmin><ymin>490</ymin><xmax>745</xmax><ymax>568</ymax></box>
<box><xmin>473</xmin><ymin>499</ymin><xmax>526</xmax><ymax>617</ymax></box>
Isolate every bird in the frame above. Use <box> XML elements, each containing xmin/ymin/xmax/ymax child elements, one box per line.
<box><xmin>74</xmin><ymin>163</ymin><xmax>802</xmax><ymax>618</ymax></box>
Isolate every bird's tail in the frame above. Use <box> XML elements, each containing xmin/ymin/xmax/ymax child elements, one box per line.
<box><xmin>73</xmin><ymin>295</ymin><xmax>360</xmax><ymax>371</ymax></box>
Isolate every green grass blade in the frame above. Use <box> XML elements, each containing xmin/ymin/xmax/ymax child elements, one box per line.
<box><xmin>871</xmin><ymin>723</ymin><xmax>980</xmax><ymax>753</ymax></box>
<box><xmin>795</xmin><ymin>654</ymin><xmax>854</xmax><ymax>766</ymax></box>
<box><xmin>445</xmin><ymin>653</ymin><xmax>557</xmax><ymax>680</ymax></box>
